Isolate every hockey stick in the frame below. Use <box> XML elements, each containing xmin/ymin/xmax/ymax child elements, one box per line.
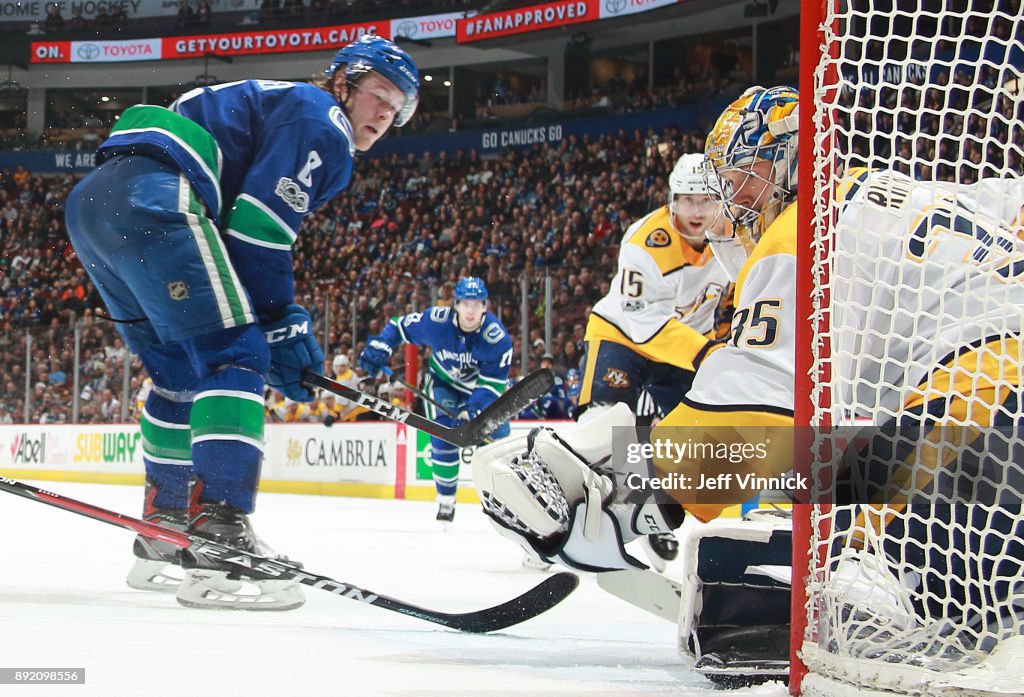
<box><xmin>385</xmin><ymin>370</ymin><xmax>461</xmax><ymax>420</ymax></box>
<box><xmin>303</xmin><ymin>368</ymin><xmax>554</xmax><ymax>447</ymax></box>
<box><xmin>596</xmin><ymin>569</ymin><xmax>681</xmax><ymax>622</ymax></box>
<box><xmin>0</xmin><ymin>475</ymin><xmax>578</xmax><ymax>633</ymax></box>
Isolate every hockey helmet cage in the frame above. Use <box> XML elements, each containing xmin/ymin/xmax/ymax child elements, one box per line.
<box><xmin>705</xmin><ymin>85</ymin><xmax>799</xmax><ymax>227</ymax></box>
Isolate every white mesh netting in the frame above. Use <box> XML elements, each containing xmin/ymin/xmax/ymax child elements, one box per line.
<box><xmin>800</xmin><ymin>1</ymin><xmax>1024</xmax><ymax>695</ymax></box>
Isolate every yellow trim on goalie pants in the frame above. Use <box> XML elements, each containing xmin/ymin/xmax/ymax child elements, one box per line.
<box><xmin>852</xmin><ymin>334</ymin><xmax>1023</xmax><ymax>542</ymax></box>
<box><xmin>650</xmin><ymin>400</ymin><xmax>795</xmax><ymax>524</ymax></box>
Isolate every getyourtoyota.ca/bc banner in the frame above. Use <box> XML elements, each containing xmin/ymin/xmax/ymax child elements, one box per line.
<box><xmin>32</xmin><ymin>20</ymin><xmax>382</xmax><ymax>63</ymax></box>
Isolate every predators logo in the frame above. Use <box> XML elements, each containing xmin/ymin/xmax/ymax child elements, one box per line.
<box><xmin>603</xmin><ymin>368</ymin><xmax>632</xmax><ymax>389</ymax></box>
<box><xmin>645</xmin><ymin>228</ymin><xmax>671</xmax><ymax>248</ymax></box>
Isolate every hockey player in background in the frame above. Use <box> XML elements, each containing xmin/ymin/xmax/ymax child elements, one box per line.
<box><xmin>576</xmin><ymin>152</ymin><xmax>733</xmax><ymax>571</ymax></box>
<box><xmin>65</xmin><ymin>34</ymin><xmax>419</xmax><ymax>611</ymax></box>
<box><xmin>472</xmin><ymin>83</ymin><xmax>1024</xmax><ymax>679</ymax></box>
<box><xmin>359</xmin><ymin>277</ymin><xmax>513</xmax><ymax>524</ymax></box>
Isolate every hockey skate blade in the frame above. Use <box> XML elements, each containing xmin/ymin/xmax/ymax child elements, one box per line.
<box><xmin>597</xmin><ymin>569</ymin><xmax>681</xmax><ymax>622</ymax></box>
<box><xmin>176</xmin><ymin>570</ymin><xmax>305</xmax><ymax>611</ymax></box>
<box><xmin>126</xmin><ymin>558</ymin><xmax>184</xmax><ymax>593</ymax></box>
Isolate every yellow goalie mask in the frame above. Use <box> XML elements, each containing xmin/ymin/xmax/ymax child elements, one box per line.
<box><xmin>703</xmin><ymin>85</ymin><xmax>799</xmax><ymax>280</ymax></box>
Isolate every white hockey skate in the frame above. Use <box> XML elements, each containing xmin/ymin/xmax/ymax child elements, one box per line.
<box><xmin>126</xmin><ymin>507</ymin><xmax>188</xmax><ymax>593</ymax></box>
<box><xmin>176</xmin><ymin>503</ymin><xmax>304</xmax><ymax>611</ymax></box>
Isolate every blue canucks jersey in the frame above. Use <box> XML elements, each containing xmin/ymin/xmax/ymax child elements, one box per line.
<box><xmin>376</xmin><ymin>306</ymin><xmax>513</xmax><ymax>415</ymax></box>
<box><xmin>96</xmin><ymin>80</ymin><xmax>355</xmax><ymax>315</ymax></box>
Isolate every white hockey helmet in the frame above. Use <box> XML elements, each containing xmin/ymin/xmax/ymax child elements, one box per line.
<box><xmin>668</xmin><ymin>153</ymin><xmax>709</xmax><ymax>199</ymax></box>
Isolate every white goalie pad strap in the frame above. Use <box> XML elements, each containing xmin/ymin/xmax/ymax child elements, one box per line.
<box><xmin>555</xmin><ymin>500</ymin><xmax>649</xmax><ymax>572</ymax></box>
<box><xmin>531</xmin><ymin>428</ymin><xmax>610</xmax><ymax>505</ymax></box>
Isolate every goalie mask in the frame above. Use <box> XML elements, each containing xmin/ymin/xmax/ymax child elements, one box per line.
<box><xmin>703</xmin><ymin>86</ymin><xmax>799</xmax><ymax>281</ymax></box>
<box><xmin>705</xmin><ymin>86</ymin><xmax>799</xmax><ymax>230</ymax></box>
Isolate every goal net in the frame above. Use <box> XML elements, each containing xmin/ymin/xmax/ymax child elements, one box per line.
<box><xmin>793</xmin><ymin>1</ymin><xmax>1024</xmax><ymax>696</ymax></box>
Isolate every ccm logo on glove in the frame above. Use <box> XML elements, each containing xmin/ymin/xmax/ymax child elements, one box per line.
<box><xmin>265</xmin><ymin>321</ymin><xmax>311</xmax><ymax>343</ymax></box>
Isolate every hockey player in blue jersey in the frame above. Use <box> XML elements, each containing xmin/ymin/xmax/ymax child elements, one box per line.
<box><xmin>359</xmin><ymin>277</ymin><xmax>513</xmax><ymax>524</ymax></box>
<box><xmin>64</xmin><ymin>35</ymin><xmax>419</xmax><ymax>610</ymax></box>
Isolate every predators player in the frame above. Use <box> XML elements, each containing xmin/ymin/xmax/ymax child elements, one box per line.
<box><xmin>471</xmin><ymin>83</ymin><xmax>1024</xmax><ymax>681</ymax></box>
<box><xmin>579</xmin><ymin>152</ymin><xmax>732</xmax><ymax>570</ymax></box>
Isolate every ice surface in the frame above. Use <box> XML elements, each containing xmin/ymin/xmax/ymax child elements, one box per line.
<box><xmin>0</xmin><ymin>482</ymin><xmax>789</xmax><ymax>697</ymax></box>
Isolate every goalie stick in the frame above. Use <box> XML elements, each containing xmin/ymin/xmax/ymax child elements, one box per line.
<box><xmin>596</xmin><ymin>569</ymin><xmax>681</xmax><ymax>623</ymax></box>
<box><xmin>303</xmin><ymin>368</ymin><xmax>554</xmax><ymax>447</ymax></box>
<box><xmin>0</xmin><ymin>475</ymin><xmax>578</xmax><ymax>633</ymax></box>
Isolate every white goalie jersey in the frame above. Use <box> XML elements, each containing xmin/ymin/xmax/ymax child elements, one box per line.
<box><xmin>656</xmin><ymin>169</ymin><xmax>1024</xmax><ymax>522</ymax></box>
<box><xmin>831</xmin><ymin>168</ymin><xmax>1024</xmax><ymax>419</ymax></box>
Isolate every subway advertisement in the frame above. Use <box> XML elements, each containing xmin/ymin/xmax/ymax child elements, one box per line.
<box><xmin>0</xmin><ymin>421</ymin><xmax>554</xmax><ymax>500</ymax></box>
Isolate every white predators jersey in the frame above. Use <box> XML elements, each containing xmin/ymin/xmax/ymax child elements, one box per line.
<box><xmin>832</xmin><ymin>169</ymin><xmax>1024</xmax><ymax>418</ymax></box>
<box><xmin>655</xmin><ymin>170</ymin><xmax>1024</xmax><ymax>522</ymax></box>
<box><xmin>681</xmin><ymin>203</ymin><xmax>798</xmax><ymax>416</ymax></box>
<box><xmin>589</xmin><ymin>206</ymin><xmax>731</xmax><ymax>368</ymax></box>
<box><xmin>679</xmin><ymin>170</ymin><xmax>1024</xmax><ymax>420</ymax></box>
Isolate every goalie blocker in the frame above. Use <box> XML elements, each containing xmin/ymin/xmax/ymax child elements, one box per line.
<box><xmin>471</xmin><ymin>404</ymin><xmax>794</xmax><ymax>685</ymax></box>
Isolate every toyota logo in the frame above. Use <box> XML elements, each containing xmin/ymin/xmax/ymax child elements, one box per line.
<box><xmin>605</xmin><ymin>0</ymin><xmax>627</xmax><ymax>13</ymax></box>
<box><xmin>77</xmin><ymin>43</ymin><xmax>101</xmax><ymax>60</ymax></box>
<box><xmin>396</xmin><ymin>20</ymin><xmax>418</xmax><ymax>38</ymax></box>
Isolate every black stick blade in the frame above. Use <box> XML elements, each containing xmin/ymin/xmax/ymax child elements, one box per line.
<box><xmin>457</xmin><ymin>368</ymin><xmax>555</xmax><ymax>445</ymax></box>
<box><xmin>433</xmin><ymin>571</ymin><xmax>579</xmax><ymax>633</ymax></box>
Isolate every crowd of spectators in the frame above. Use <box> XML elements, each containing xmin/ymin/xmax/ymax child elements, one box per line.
<box><xmin>0</xmin><ymin>124</ymin><xmax>707</xmax><ymax>424</ymax></box>
<box><xmin>839</xmin><ymin>1</ymin><xmax>1022</xmax><ymax>182</ymax></box>
<box><xmin>0</xmin><ymin>76</ymin><xmax>722</xmax><ymax>151</ymax></box>
<box><xmin>564</xmin><ymin>65</ymin><xmax>746</xmax><ymax>116</ymax></box>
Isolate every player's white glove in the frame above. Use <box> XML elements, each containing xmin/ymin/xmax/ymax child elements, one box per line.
<box><xmin>471</xmin><ymin>403</ymin><xmax>684</xmax><ymax>572</ymax></box>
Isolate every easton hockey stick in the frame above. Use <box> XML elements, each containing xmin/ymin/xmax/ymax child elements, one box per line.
<box><xmin>0</xmin><ymin>475</ymin><xmax>578</xmax><ymax>633</ymax></box>
<box><xmin>303</xmin><ymin>368</ymin><xmax>554</xmax><ymax>447</ymax></box>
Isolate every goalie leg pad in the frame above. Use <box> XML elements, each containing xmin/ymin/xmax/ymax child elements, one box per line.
<box><xmin>473</xmin><ymin>404</ymin><xmax>685</xmax><ymax>572</ymax></box>
<box><xmin>679</xmin><ymin>514</ymin><xmax>793</xmax><ymax>685</ymax></box>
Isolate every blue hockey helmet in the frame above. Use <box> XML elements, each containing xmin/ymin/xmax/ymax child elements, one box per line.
<box><xmin>454</xmin><ymin>277</ymin><xmax>488</xmax><ymax>303</ymax></box>
<box><xmin>326</xmin><ymin>34</ymin><xmax>419</xmax><ymax>127</ymax></box>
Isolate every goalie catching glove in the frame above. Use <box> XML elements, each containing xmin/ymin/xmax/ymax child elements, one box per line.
<box><xmin>471</xmin><ymin>403</ymin><xmax>684</xmax><ymax>572</ymax></box>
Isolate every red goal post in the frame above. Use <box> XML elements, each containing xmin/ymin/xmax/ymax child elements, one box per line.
<box><xmin>791</xmin><ymin>1</ymin><xmax>1024</xmax><ymax>696</ymax></box>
